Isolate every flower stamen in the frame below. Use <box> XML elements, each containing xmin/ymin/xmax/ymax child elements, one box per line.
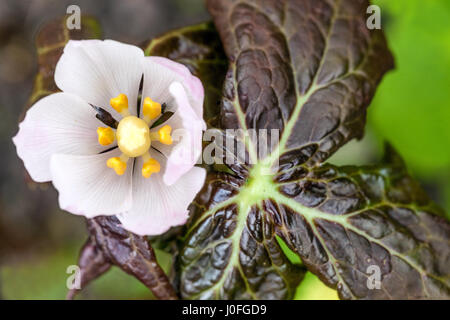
<box><xmin>141</xmin><ymin>152</ymin><xmax>160</xmax><ymax>178</ymax></box>
<box><xmin>150</xmin><ymin>125</ymin><xmax>173</xmax><ymax>145</ymax></box>
<box><xmin>106</xmin><ymin>154</ymin><xmax>128</xmax><ymax>175</ymax></box>
<box><xmin>142</xmin><ymin>97</ymin><xmax>161</xmax><ymax>123</ymax></box>
<box><xmin>97</xmin><ymin>127</ymin><xmax>116</xmax><ymax>146</ymax></box>
<box><xmin>105</xmin><ymin>95</ymin><xmax>171</xmax><ymax>177</ymax></box>
<box><xmin>110</xmin><ymin>93</ymin><xmax>130</xmax><ymax>117</ymax></box>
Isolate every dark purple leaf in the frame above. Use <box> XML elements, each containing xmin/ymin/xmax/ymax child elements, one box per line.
<box><xmin>178</xmin><ymin>0</ymin><xmax>450</xmax><ymax>300</ymax></box>
<box><xmin>179</xmin><ymin>173</ymin><xmax>305</xmax><ymax>299</ymax></box>
<box><xmin>272</xmin><ymin>144</ymin><xmax>450</xmax><ymax>299</ymax></box>
<box><xmin>70</xmin><ymin>216</ymin><xmax>178</xmax><ymax>300</ymax></box>
<box><xmin>207</xmin><ymin>0</ymin><xmax>394</xmax><ymax>165</ymax></box>
<box><xmin>66</xmin><ymin>236</ymin><xmax>111</xmax><ymax>300</ymax></box>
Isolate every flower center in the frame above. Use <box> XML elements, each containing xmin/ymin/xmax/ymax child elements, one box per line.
<box><xmin>116</xmin><ymin>116</ymin><xmax>151</xmax><ymax>157</ymax></box>
<box><xmin>96</xmin><ymin>93</ymin><xmax>174</xmax><ymax>178</ymax></box>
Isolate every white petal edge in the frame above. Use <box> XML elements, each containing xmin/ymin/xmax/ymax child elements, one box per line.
<box><xmin>117</xmin><ymin>153</ymin><xmax>206</xmax><ymax>236</ymax></box>
<box><xmin>54</xmin><ymin>39</ymin><xmax>144</xmax><ymax>118</ymax></box>
<box><xmin>12</xmin><ymin>92</ymin><xmax>105</xmax><ymax>182</ymax></box>
<box><xmin>142</xmin><ymin>56</ymin><xmax>204</xmax><ymax>120</ymax></box>
<box><xmin>152</xmin><ymin>82</ymin><xmax>206</xmax><ymax>186</ymax></box>
<box><xmin>50</xmin><ymin>149</ymin><xmax>133</xmax><ymax>218</ymax></box>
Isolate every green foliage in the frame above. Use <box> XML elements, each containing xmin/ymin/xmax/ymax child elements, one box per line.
<box><xmin>1</xmin><ymin>245</ymin><xmax>170</xmax><ymax>299</ymax></box>
<box><xmin>295</xmin><ymin>272</ymin><xmax>338</xmax><ymax>300</ymax></box>
<box><xmin>370</xmin><ymin>0</ymin><xmax>450</xmax><ymax>178</ymax></box>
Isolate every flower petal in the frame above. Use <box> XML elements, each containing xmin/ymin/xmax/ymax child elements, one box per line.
<box><xmin>50</xmin><ymin>149</ymin><xmax>132</xmax><ymax>218</ymax></box>
<box><xmin>54</xmin><ymin>40</ymin><xmax>144</xmax><ymax>117</ymax></box>
<box><xmin>142</xmin><ymin>56</ymin><xmax>204</xmax><ymax>119</ymax></box>
<box><xmin>12</xmin><ymin>92</ymin><xmax>105</xmax><ymax>182</ymax></box>
<box><xmin>152</xmin><ymin>82</ymin><xmax>205</xmax><ymax>186</ymax></box>
<box><xmin>117</xmin><ymin>153</ymin><xmax>206</xmax><ymax>236</ymax></box>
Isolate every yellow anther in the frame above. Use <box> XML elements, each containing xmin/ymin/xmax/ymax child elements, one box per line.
<box><xmin>157</xmin><ymin>125</ymin><xmax>173</xmax><ymax>145</ymax></box>
<box><xmin>110</xmin><ymin>93</ymin><xmax>130</xmax><ymax>115</ymax></box>
<box><xmin>97</xmin><ymin>127</ymin><xmax>115</xmax><ymax>146</ymax></box>
<box><xmin>151</xmin><ymin>125</ymin><xmax>173</xmax><ymax>145</ymax></box>
<box><xmin>143</xmin><ymin>97</ymin><xmax>161</xmax><ymax>120</ymax></box>
<box><xmin>142</xmin><ymin>158</ymin><xmax>160</xmax><ymax>178</ymax></box>
<box><xmin>106</xmin><ymin>156</ymin><xmax>128</xmax><ymax>176</ymax></box>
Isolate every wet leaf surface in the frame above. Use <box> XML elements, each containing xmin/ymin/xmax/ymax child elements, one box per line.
<box><xmin>272</xmin><ymin>145</ymin><xmax>450</xmax><ymax>299</ymax></box>
<box><xmin>179</xmin><ymin>173</ymin><xmax>305</xmax><ymax>299</ymax></box>
<box><xmin>178</xmin><ymin>0</ymin><xmax>450</xmax><ymax>300</ymax></box>
<box><xmin>208</xmin><ymin>0</ymin><xmax>394</xmax><ymax>165</ymax></box>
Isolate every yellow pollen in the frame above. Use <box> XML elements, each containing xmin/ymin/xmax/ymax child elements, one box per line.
<box><xmin>142</xmin><ymin>158</ymin><xmax>160</xmax><ymax>178</ymax></box>
<box><xmin>107</xmin><ymin>156</ymin><xmax>127</xmax><ymax>175</ymax></box>
<box><xmin>97</xmin><ymin>127</ymin><xmax>115</xmax><ymax>146</ymax></box>
<box><xmin>150</xmin><ymin>125</ymin><xmax>173</xmax><ymax>145</ymax></box>
<box><xmin>116</xmin><ymin>116</ymin><xmax>151</xmax><ymax>157</ymax></box>
<box><xmin>158</xmin><ymin>125</ymin><xmax>173</xmax><ymax>145</ymax></box>
<box><xmin>110</xmin><ymin>93</ymin><xmax>130</xmax><ymax>116</ymax></box>
<box><xmin>143</xmin><ymin>97</ymin><xmax>161</xmax><ymax>121</ymax></box>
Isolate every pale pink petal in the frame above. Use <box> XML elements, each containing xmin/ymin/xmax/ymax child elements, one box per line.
<box><xmin>142</xmin><ymin>56</ymin><xmax>204</xmax><ymax>120</ymax></box>
<box><xmin>117</xmin><ymin>153</ymin><xmax>206</xmax><ymax>236</ymax></box>
<box><xmin>12</xmin><ymin>92</ymin><xmax>105</xmax><ymax>182</ymax></box>
<box><xmin>54</xmin><ymin>40</ymin><xmax>143</xmax><ymax>118</ymax></box>
<box><xmin>50</xmin><ymin>149</ymin><xmax>132</xmax><ymax>218</ymax></box>
<box><xmin>152</xmin><ymin>82</ymin><xmax>205</xmax><ymax>186</ymax></box>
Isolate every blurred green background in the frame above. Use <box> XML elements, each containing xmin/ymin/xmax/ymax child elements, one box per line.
<box><xmin>0</xmin><ymin>0</ymin><xmax>448</xmax><ymax>300</ymax></box>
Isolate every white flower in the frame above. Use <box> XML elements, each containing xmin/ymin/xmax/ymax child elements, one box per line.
<box><xmin>13</xmin><ymin>40</ymin><xmax>207</xmax><ymax>236</ymax></box>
